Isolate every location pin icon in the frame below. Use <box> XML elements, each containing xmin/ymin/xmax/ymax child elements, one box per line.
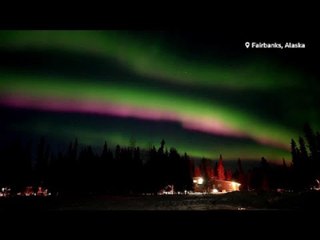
<box><xmin>245</xmin><ymin>42</ymin><xmax>250</xmax><ymax>48</ymax></box>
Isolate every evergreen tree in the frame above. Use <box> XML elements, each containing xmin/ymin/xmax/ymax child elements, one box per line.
<box><xmin>214</xmin><ymin>162</ymin><xmax>218</xmax><ymax>177</ymax></box>
<box><xmin>158</xmin><ymin>139</ymin><xmax>165</xmax><ymax>154</ymax></box>
<box><xmin>282</xmin><ymin>158</ymin><xmax>287</xmax><ymax>168</ymax></box>
<box><xmin>206</xmin><ymin>164</ymin><xmax>215</xmax><ymax>179</ymax></box>
<box><xmin>101</xmin><ymin>141</ymin><xmax>109</xmax><ymax>160</ymax></box>
<box><xmin>237</xmin><ymin>158</ymin><xmax>246</xmax><ymax>191</ymax></box>
<box><xmin>304</xmin><ymin>123</ymin><xmax>317</xmax><ymax>160</ymax></box>
<box><xmin>316</xmin><ymin>132</ymin><xmax>320</xmax><ymax>152</ymax></box>
<box><xmin>225</xmin><ymin>169</ymin><xmax>232</xmax><ymax>181</ymax></box>
<box><xmin>115</xmin><ymin>144</ymin><xmax>121</xmax><ymax>161</ymax></box>
<box><xmin>260</xmin><ymin>157</ymin><xmax>270</xmax><ymax>191</ymax></box>
<box><xmin>194</xmin><ymin>166</ymin><xmax>201</xmax><ymax>177</ymax></box>
<box><xmin>291</xmin><ymin>139</ymin><xmax>300</xmax><ymax>168</ymax></box>
<box><xmin>298</xmin><ymin>136</ymin><xmax>309</xmax><ymax>162</ymax></box>
<box><xmin>217</xmin><ymin>154</ymin><xmax>225</xmax><ymax>180</ymax></box>
<box><xmin>188</xmin><ymin>158</ymin><xmax>195</xmax><ymax>179</ymax></box>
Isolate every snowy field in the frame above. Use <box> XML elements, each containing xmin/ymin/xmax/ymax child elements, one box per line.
<box><xmin>0</xmin><ymin>191</ymin><xmax>320</xmax><ymax>211</ymax></box>
<box><xmin>1</xmin><ymin>191</ymin><xmax>320</xmax><ymax>231</ymax></box>
<box><xmin>1</xmin><ymin>191</ymin><xmax>320</xmax><ymax>211</ymax></box>
<box><xmin>55</xmin><ymin>191</ymin><xmax>320</xmax><ymax>211</ymax></box>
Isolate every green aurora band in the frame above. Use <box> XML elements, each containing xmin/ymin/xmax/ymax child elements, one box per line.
<box><xmin>0</xmin><ymin>31</ymin><xmax>319</xmax><ymax>163</ymax></box>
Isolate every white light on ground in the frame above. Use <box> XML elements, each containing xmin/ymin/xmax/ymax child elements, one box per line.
<box><xmin>197</xmin><ymin>177</ymin><xmax>204</xmax><ymax>185</ymax></box>
<box><xmin>231</xmin><ymin>181</ymin><xmax>241</xmax><ymax>191</ymax></box>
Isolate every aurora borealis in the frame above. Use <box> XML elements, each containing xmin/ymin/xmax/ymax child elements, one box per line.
<box><xmin>0</xmin><ymin>31</ymin><xmax>319</xmax><ymax>163</ymax></box>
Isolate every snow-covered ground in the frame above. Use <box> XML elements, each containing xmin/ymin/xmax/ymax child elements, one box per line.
<box><xmin>54</xmin><ymin>191</ymin><xmax>320</xmax><ymax>211</ymax></box>
<box><xmin>58</xmin><ymin>194</ymin><xmax>241</xmax><ymax>211</ymax></box>
<box><xmin>1</xmin><ymin>191</ymin><xmax>320</xmax><ymax>211</ymax></box>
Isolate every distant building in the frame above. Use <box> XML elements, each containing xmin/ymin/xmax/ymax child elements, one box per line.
<box><xmin>193</xmin><ymin>177</ymin><xmax>240</xmax><ymax>193</ymax></box>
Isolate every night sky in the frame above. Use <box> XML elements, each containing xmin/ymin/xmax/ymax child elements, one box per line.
<box><xmin>0</xmin><ymin>31</ymin><xmax>318</xmax><ymax>163</ymax></box>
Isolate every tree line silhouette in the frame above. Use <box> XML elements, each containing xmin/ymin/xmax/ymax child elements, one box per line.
<box><xmin>291</xmin><ymin>123</ymin><xmax>320</xmax><ymax>190</ymax></box>
<box><xmin>0</xmin><ymin>123</ymin><xmax>319</xmax><ymax>195</ymax></box>
<box><xmin>0</xmin><ymin>138</ymin><xmax>194</xmax><ymax>195</ymax></box>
